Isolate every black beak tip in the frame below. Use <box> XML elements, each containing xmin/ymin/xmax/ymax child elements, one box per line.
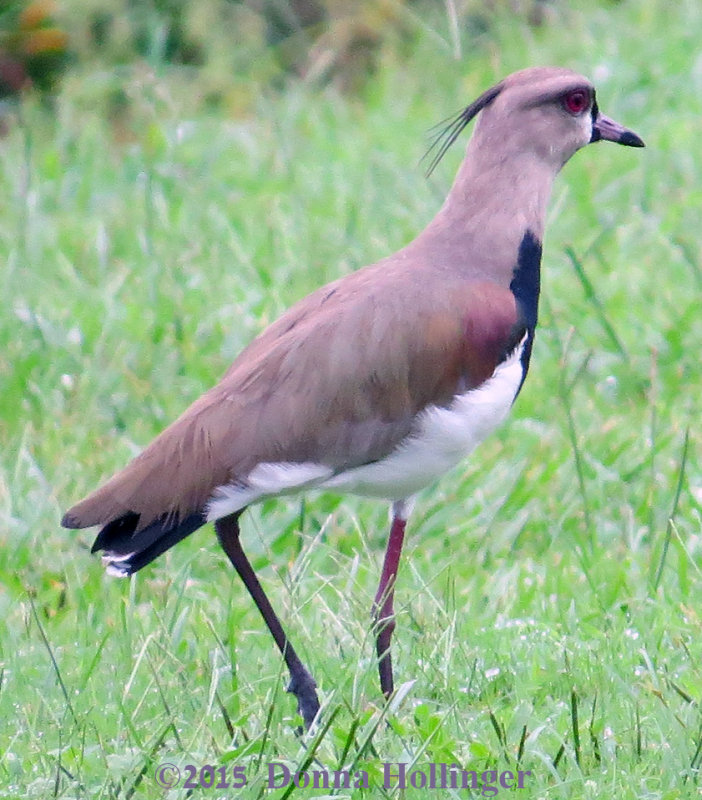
<box><xmin>620</xmin><ymin>130</ymin><xmax>645</xmax><ymax>148</ymax></box>
<box><xmin>592</xmin><ymin>114</ymin><xmax>645</xmax><ymax>149</ymax></box>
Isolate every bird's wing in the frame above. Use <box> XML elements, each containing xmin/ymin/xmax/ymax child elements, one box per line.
<box><xmin>63</xmin><ymin>262</ymin><xmax>523</xmax><ymax>531</ymax></box>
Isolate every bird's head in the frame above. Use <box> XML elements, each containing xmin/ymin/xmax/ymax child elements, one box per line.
<box><xmin>425</xmin><ymin>66</ymin><xmax>644</xmax><ymax>175</ymax></box>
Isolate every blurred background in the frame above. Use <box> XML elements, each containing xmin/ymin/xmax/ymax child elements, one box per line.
<box><xmin>0</xmin><ymin>0</ymin><xmax>559</xmax><ymax>105</ymax></box>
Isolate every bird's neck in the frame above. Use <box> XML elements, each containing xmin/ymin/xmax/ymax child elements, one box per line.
<box><xmin>408</xmin><ymin>140</ymin><xmax>557</xmax><ymax>289</ymax></box>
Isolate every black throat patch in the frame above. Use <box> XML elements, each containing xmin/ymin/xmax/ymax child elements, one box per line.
<box><xmin>589</xmin><ymin>97</ymin><xmax>601</xmax><ymax>142</ymax></box>
<box><xmin>509</xmin><ymin>229</ymin><xmax>542</xmax><ymax>390</ymax></box>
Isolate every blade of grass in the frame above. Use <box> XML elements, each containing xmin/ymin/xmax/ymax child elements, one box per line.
<box><xmin>28</xmin><ymin>594</ymin><xmax>77</xmax><ymax>725</ymax></box>
<box><xmin>280</xmin><ymin>704</ymin><xmax>342</xmax><ymax>800</ymax></box>
<box><xmin>651</xmin><ymin>428</ymin><xmax>690</xmax><ymax>592</ymax></box>
<box><xmin>571</xmin><ymin>688</ymin><xmax>581</xmax><ymax>767</ymax></box>
<box><xmin>567</xmin><ymin>246</ymin><xmax>629</xmax><ymax>362</ymax></box>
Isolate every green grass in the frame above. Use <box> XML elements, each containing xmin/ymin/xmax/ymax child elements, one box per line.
<box><xmin>2</xmin><ymin>1</ymin><xmax>702</xmax><ymax>797</ymax></box>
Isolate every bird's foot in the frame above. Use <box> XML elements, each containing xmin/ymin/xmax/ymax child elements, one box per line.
<box><xmin>286</xmin><ymin>669</ymin><xmax>320</xmax><ymax>730</ymax></box>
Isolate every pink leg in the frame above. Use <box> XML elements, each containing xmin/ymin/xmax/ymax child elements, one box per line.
<box><xmin>372</xmin><ymin>499</ymin><xmax>412</xmax><ymax>698</ymax></box>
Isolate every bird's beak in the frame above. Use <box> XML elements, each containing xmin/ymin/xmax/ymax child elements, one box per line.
<box><xmin>591</xmin><ymin>113</ymin><xmax>645</xmax><ymax>147</ymax></box>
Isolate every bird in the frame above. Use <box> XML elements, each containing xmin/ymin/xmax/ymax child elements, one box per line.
<box><xmin>62</xmin><ymin>66</ymin><xmax>644</xmax><ymax>730</ymax></box>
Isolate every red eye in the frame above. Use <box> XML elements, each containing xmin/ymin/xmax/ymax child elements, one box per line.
<box><xmin>563</xmin><ymin>89</ymin><xmax>590</xmax><ymax>115</ymax></box>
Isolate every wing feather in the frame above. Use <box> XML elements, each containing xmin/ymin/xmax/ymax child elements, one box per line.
<box><xmin>63</xmin><ymin>262</ymin><xmax>522</xmax><ymax>532</ymax></box>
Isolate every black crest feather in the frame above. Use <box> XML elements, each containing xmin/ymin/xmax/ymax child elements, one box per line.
<box><xmin>423</xmin><ymin>81</ymin><xmax>504</xmax><ymax>177</ymax></box>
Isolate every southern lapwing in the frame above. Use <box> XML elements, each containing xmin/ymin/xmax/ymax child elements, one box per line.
<box><xmin>62</xmin><ymin>67</ymin><xmax>644</xmax><ymax>729</ymax></box>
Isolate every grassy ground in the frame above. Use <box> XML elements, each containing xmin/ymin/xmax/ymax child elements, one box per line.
<box><xmin>2</xmin><ymin>1</ymin><xmax>702</xmax><ymax>797</ymax></box>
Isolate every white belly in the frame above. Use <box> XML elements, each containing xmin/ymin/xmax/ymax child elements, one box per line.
<box><xmin>321</xmin><ymin>339</ymin><xmax>524</xmax><ymax>499</ymax></box>
<box><xmin>206</xmin><ymin>341</ymin><xmax>525</xmax><ymax>520</ymax></box>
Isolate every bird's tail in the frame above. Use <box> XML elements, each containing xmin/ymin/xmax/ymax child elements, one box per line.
<box><xmin>63</xmin><ymin>508</ymin><xmax>207</xmax><ymax>576</ymax></box>
<box><xmin>61</xmin><ymin>392</ymin><xmax>233</xmax><ymax>575</ymax></box>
